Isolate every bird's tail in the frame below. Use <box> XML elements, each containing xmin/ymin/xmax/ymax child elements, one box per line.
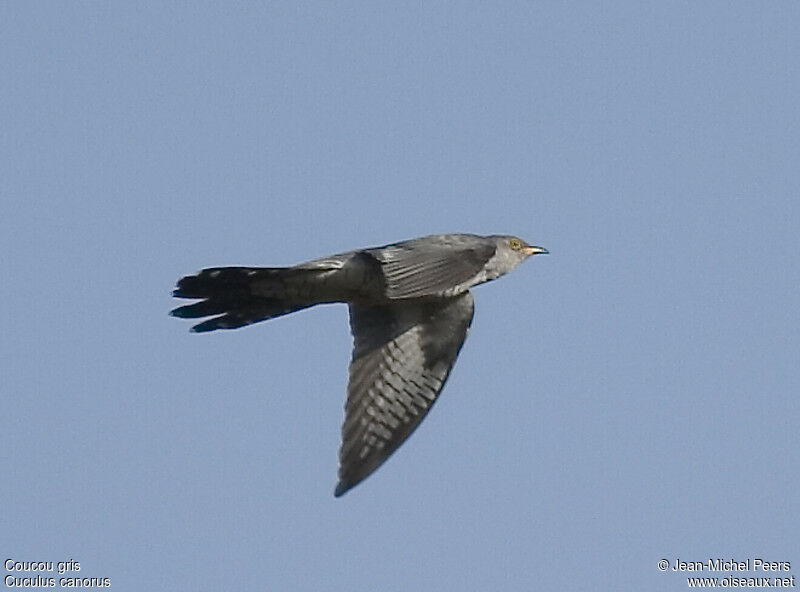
<box><xmin>170</xmin><ymin>266</ymin><xmax>318</xmax><ymax>332</ymax></box>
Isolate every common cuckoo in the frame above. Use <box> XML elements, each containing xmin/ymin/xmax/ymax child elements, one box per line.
<box><xmin>171</xmin><ymin>233</ymin><xmax>548</xmax><ymax>496</ymax></box>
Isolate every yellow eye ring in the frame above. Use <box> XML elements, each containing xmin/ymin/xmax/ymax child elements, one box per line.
<box><xmin>508</xmin><ymin>238</ymin><xmax>523</xmax><ymax>250</ymax></box>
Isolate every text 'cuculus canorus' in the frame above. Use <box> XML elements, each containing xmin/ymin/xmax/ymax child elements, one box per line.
<box><xmin>171</xmin><ymin>233</ymin><xmax>548</xmax><ymax>496</ymax></box>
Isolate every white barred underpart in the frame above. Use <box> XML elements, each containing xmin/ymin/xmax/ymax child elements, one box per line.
<box><xmin>352</xmin><ymin>325</ymin><xmax>441</xmax><ymax>459</ymax></box>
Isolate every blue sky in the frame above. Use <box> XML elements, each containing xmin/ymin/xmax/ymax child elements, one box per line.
<box><xmin>2</xmin><ymin>2</ymin><xmax>798</xmax><ymax>590</ymax></box>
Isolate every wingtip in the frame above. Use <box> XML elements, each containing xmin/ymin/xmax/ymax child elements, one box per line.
<box><xmin>333</xmin><ymin>482</ymin><xmax>349</xmax><ymax>497</ymax></box>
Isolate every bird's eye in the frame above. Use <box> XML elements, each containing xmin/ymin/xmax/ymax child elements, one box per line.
<box><xmin>509</xmin><ymin>238</ymin><xmax>522</xmax><ymax>250</ymax></box>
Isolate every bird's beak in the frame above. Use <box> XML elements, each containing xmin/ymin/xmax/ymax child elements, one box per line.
<box><xmin>524</xmin><ymin>245</ymin><xmax>549</xmax><ymax>256</ymax></box>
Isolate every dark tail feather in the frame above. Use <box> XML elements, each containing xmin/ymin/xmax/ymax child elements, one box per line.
<box><xmin>171</xmin><ymin>267</ymin><xmax>310</xmax><ymax>332</ymax></box>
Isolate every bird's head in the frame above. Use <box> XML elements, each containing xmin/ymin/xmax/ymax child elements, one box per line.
<box><xmin>509</xmin><ymin>236</ymin><xmax>548</xmax><ymax>256</ymax></box>
<box><xmin>495</xmin><ymin>235</ymin><xmax>548</xmax><ymax>263</ymax></box>
<box><xmin>480</xmin><ymin>235</ymin><xmax>548</xmax><ymax>279</ymax></box>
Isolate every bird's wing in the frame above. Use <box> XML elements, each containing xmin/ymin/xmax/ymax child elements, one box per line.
<box><xmin>336</xmin><ymin>292</ymin><xmax>474</xmax><ymax>496</ymax></box>
<box><xmin>368</xmin><ymin>238</ymin><xmax>496</xmax><ymax>298</ymax></box>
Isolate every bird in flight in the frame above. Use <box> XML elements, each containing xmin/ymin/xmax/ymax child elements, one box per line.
<box><xmin>171</xmin><ymin>233</ymin><xmax>548</xmax><ymax>496</ymax></box>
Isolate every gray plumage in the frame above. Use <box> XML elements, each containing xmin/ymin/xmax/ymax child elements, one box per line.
<box><xmin>171</xmin><ymin>233</ymin><xmax>548</xmax><ymax>496</ymax></box>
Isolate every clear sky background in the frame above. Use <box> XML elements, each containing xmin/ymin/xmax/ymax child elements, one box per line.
<box><xmin>2</xmin><ymin>2</ymin><xmax>798</xmax><ymax>590</ymax></box>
